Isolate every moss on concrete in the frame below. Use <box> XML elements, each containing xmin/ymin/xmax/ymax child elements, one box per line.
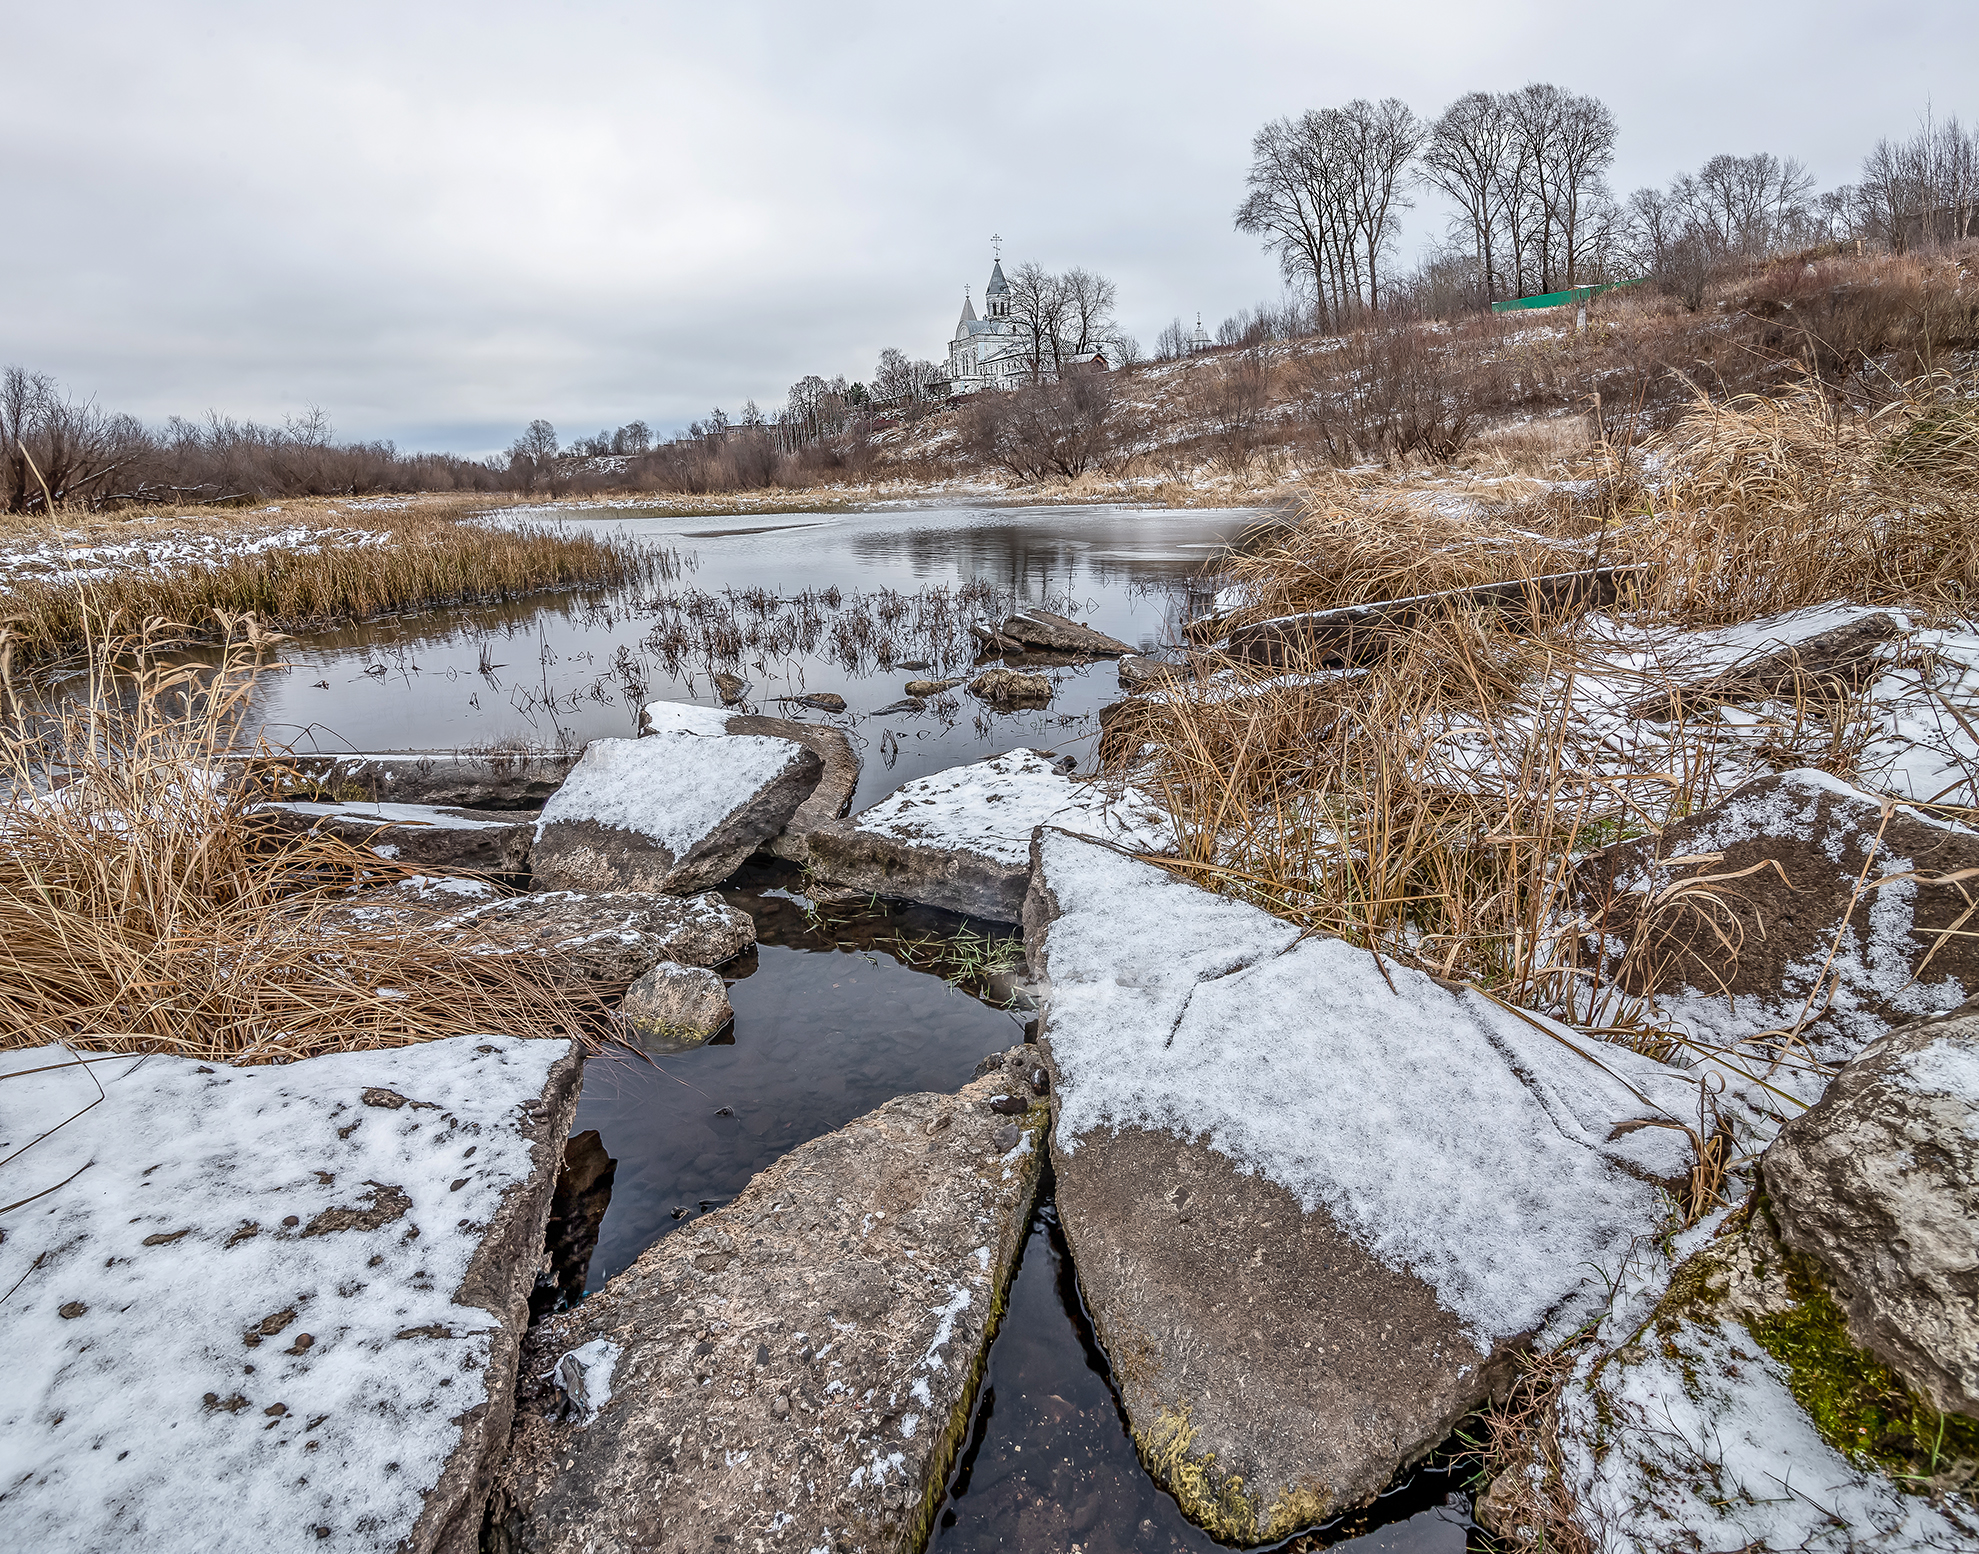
<box><xmin>1748</xmin><ymin>1247</ymin><xmax>1979</xmax><ymax>1492</ymax></box>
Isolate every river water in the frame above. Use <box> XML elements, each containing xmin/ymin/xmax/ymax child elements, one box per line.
<box><xmin>260</xmin><ymin>500</ymin><xmax>1478</xmax><ymax>1551</ymax></box>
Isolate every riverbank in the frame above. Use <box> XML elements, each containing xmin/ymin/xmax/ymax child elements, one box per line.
<box><xmin>3</xmin><ymin>371</ymin><xmax>1976</xmax><ymax>1550</ymax></box>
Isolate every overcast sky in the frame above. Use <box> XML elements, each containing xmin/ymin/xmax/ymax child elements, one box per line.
<box><xmin>4</xmin><ymin>0</ymin><xmax>1972</xmax><ymax>456</ymax></box>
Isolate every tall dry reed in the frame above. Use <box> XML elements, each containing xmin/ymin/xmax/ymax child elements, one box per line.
<box><xmin>0</xmin><ymin>504</ymin><xmax>655</xmax><ymax>665</ymax></box>
<box><xmin>0</xmin><ymin>613</ymin><xmax>598</xmax><ymax>1063</ymax></box>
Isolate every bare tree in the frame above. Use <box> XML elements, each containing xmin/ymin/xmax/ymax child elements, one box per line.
<box><xmin>1236</xmin><ymin>104</ymin><xmax>1412</xmax><ymax>328</ymax></box>
<box><xmin>1154</xmin><ymin>318</ymin><xmax>1191</xmax><ymax>360</ymax></box>
<box><xmin>1007</xmin><ymin>263</ymin><xmax>1072</xmax><ymax>382</ymax></box>
<box><xmin>1506</xmin><ymin>83</ymin><xmax>1618</xmax><ymax>291</ymax></box>
<box><xmin>1235</xmin><ymin>113</ymin><xmax>1348</xmax><ymax>330</ymax></box>
<box><xmin>961</xmin><ymin>375</ymin><xmax>1116</xmax><ymax>480</ymax></box>
<box><xmin>1677</xmin><ymin>153</ymin><xmax>1817</xmax><ymax>258</ymax></box>
<box><xmin>1860</xmin><ymin>110</ymin><xmax>1979</xmax><ymax>249</ymax></box>
<box><xmin>1422</xmin><ymin>91</ymin><xmax>1518</xmax><ymax>301</ymax></box>
<box><xmin>1061</xmin><ymin>268</ymin><xmax>1118</xmax><ymax>357</ymax></box>
<box><xmin>1341</xmin><ymin>97</ymin><xmax>1424</xmax><ymax>311</ymax></box>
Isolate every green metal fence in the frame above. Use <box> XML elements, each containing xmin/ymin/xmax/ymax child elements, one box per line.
<box><xmin>1490</xmin><ymin>278</ymin><xmax>1646</xmax><ymax>314</ymax></box>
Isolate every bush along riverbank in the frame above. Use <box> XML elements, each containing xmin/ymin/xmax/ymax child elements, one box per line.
<box><xmin>2</xmin><ymin>368</ymin><xmax>1977</xmax><ymax>1551</ymax></box>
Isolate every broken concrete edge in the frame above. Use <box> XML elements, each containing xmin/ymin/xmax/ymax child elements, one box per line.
<box><xmin>412</xmin><ymin>1042</ymin><xmax>586</xmax><ymax>1554</ymax></box>
<box><xmin>903</xmin><ymin>1095</ymin><xmax>1052</xmax><ymax>1550</ymax></box>
<box><xmin>486</xmin><ymin>1060</ymin><xmax>1051</xmax><ymax>1552</ymax></box>
<box><xmin>226</xmin><ymin>751</ymin><xmax>581</xmax><ymax>810</ymax></box>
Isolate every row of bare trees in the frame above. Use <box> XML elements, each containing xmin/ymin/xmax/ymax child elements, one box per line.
<box><xmin>1240</xmin><ymin>89</ymin><xmax>1979</xmax><ymax>329</ymax></box>
<box><xmin>1236</xmin><ymin>85</ymin><xmax>1622</xmax><ymax>326</ymax></box>
<box><xmin>2</xmin><ymin>368</ymin><xmax>509</xmax><ymax>513</ymax></box>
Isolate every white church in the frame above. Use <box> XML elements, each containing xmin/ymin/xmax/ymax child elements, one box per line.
<box><xmin>937</xmin><ymin>252</ymin><xmax>1110</xmax><ymax>395</ymax></box>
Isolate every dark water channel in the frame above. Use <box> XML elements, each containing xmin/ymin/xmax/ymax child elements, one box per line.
<box><xmin>248</xmin><ymin>501</ymin><xmax>1480</xmax><ymax>1551</ymax></box>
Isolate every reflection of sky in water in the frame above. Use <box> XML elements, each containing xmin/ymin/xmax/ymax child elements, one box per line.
<box><xmin>247</xmin><ymin>503</ymin><xmax>1273</xmax><ymax>810</ymax></box>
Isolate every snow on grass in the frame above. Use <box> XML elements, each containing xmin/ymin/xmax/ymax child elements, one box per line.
<box><xmin>1035</xmin><ymin>830</ymin><xmax>1701</xmax><ymax>1347</ymax></box>
<box><xmin>1557</xmin><ymin>1315</ymin><xmax>1975</xmax><ymax>1553</ymax></box>
<box><xmin>847</xmin><ymin>749</ymin><xmax>1170</xmax><ymax>864</ymax></box>
<box><xmin>0</xmin><ymin>1034</ymin><xmax>569</xmax><ymax>1553</ymax></box>
<box><xmin>1606</xmin><ymin>769</ymin><xmax>1979</xmax><ymax>1072</ymax></box>
<box><xmin>0</xmin><ymin>525</ymin><xmax>389</xmax><ymax>587</ymax></box>
<box><xmin>535</xmin><ymin>733</ymin><xmax>805</xmax><ymax>852</ymax></box>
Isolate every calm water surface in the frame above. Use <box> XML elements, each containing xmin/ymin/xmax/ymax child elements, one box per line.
<box><xmin>253</xmin><ymin>501</ymin><xmax>1273</xmax><ymax>804</ymax></box>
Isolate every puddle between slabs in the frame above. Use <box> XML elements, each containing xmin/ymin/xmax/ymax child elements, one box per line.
<box><xmin>569</xmin><ymin>860</ymin><xmax>1032</xmax><ymax>1289</ymax></box>
<box><xmin>562</xmin><ymin>860</ymin><xmax>1483</xmax><ymax>1554</ymax></box>
<box><xmin>930</xmin><ymin>1189</ymin><xmax>1483</xmax><ymax>1554</ymax></box>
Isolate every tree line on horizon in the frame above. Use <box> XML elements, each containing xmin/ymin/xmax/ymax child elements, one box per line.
<box><xmin>1233</xmin><ymin>89</ymin><xmax>1978</xmax><ymax>331</ymax></box>
<box><xmin>3</xmin><ymin>98</ymin><xmax>1972</xmax><ymax>513</ymax></box>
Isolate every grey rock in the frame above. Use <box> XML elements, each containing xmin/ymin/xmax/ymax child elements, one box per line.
<box><xmin>969</xmin><ymin>621</ymin><xmax>1025</xmax><ymax>653</ymax></box>
<box><xmin>806</xmin><ymin>750</ymin><xmax>1170</xmax><ymax>922</ymax></box>
<box><xmin>1118</xmin><ymin>653</ymin><xmax>1183</xmax><ymax>691</ymax></box>
<box><xmin>1571</xmin><ymin>771</ymin><xmax>1979</xmax><ymax>1058</ymax></box>
<box><xmin>620</xmin><ymin>962</ymin><xmax>734</xmax><ymax>1051</ymax></box>
<box><xmin>244</xmin><ymin>749</ymin><xmax>579</xmax><ymax>810</ymax></box>
<box><xmin>1763</xmin><ymin>996</ymin><xmax>1979</xmax><ymax>1418</ymax></box>
<box><xmin>780</xmin><ymin>692</ymin><xmax>847</xmax><ymax>713</ymax></box>
<box><xmin>487</xmin><ymin>1048</ymin><xmax>1048</xmax><ymax>1554</ymax></box>
<box><xmin>903</xmin><ymin>677</ymin><xmax>964</xmax><ymax>698</ymax></box>
<box><xmin>968</xmin><ymin>668</ymin><xmax>1053</xmax><ymax>708</ymax></box>
<box><xmin>532</xmin><ymin>735</ymin><xmax>823</xmax><ymax>896</ymax></box>
<box><xmin>871</xmin><ymin>698</ymin><xmax>926</xmax><ymax>715</ymax></box>
<box><xmin>999</xmin><ymin>608</ymin><xmax>1134</xmax><ymax>656</ymax></box>
<box><xmin>266</xmin><ymin>801</ymin><xmax>536</xmax><ymax>875</ymax></box>
<box><xmin>0</xmin><ymin>1035</ymin><xmax>582</xmax><ymax>1554</ymax></box>
<box><xmin>1026</xmin><ymin>827</ymin><xmax>1698</xmax><ymax>1539</ymax></box>
<box><xmin>445</xmin><ymin>889</ymin><xmax>755</xmax><ymax>987</ymax></box>
<box><xmin>720</xmin><ymin>715</ymin><xmax>859</xmax><ymax>867</ymax></box>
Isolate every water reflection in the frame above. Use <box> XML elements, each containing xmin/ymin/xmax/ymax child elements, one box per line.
<box><xmin>932</xmin><ymin>1198</ymin><xmax>1482</xmax><ymax>1554</ymax></box>
<box><xmin>247</xmin><ymin>503</ymin><xmax>1273</xmax><ymax>809</ymax></box>
<box><xmin>573</xmin><ymin>861</ymin><xmax>1030</xmax><ymax>1288</ymax></box>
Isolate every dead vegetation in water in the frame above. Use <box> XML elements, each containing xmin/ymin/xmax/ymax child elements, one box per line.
<box><xmin>0</xmin><ymin>494</ymin><xmax>660</xmax><ymax>666</ymax></box>
<box><xmin>0</xmin><ymin>614</ymin><xmax>601</xmax><ymax>1064</ymax></box>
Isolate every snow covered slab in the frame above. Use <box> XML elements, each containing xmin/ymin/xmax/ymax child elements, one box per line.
<box><xmin>641</xmin><ymin>701</ymin><xmax>862</xmax><ymax>867</ymax></box>
<box><xmin>255</xmin><ymin>750</ymin><xmax>580</xmax><ymax>810</ymax></box>
<box><xmin>531</xmin><ymin>734</ymin><xmax>822</xmax><ymax>896</ymax></box>
<box><xmin>0</xmin><ymin>1035</ymin><xmax>582</xmax><ymax>1554</ymax></box>
<box><xmin>266</xmin><ymin>801</ymin><xmax>536</xmax><ymax>874</ymax></box>
<box><xmin>1572</xmin><ymin>769</ymin><xmax>1979</xmax><ymax>1063</ymax></box>
<box><xmin>487</xmin><ymin>1047</ymin><xmax>1049</xmax><ymax>1554</ymax></box>
<box><xmin>1024</xmin><ymin>828</ymin><xmax>1702</xmax><ymax>1541</ymax></box>
<box><xmin>806</xmin><ymin>749</ymin><xmax>1171</xmax><ymax>922</ymax></box>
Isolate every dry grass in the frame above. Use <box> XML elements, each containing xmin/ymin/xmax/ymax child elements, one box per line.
<box><xmin>0</xmin><ymin>614</ymin><xmax>599</xmax><ymax>1064</ymax></box>
<box><xmin>1123</xmin><ymin>620</ymin><xmax>1728</xmax><ymax>1028</ymax></box>
<box><xmin>1210</xmin><ymin>372</ymin><xmax>1979</xmax><ymax>636</ymax></box>
<box><xmin>1627</xmin><ymin>380</ymin><xmax>1979</xmax><ymax>623</ymax></box>
<box><xmin>0</xmin><ymin>494</ymin><xmax>657</xmax><ymax>665</ymax></box>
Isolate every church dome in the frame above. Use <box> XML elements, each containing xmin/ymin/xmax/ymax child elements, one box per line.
<box><xmin>984</xmin><ymin>260</ymin><xmax>1010</xmax><ymax>296</ymax></box>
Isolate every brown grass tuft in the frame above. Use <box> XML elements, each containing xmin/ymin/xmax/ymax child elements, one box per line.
<box><xmin>0</xmin><ymin>613</ymin><xmax>600</xmax><ymax>1064</ymax></box>
<box><xmin>0</xmin><ymin>497</ymin><xmax>657</xmax><ymax>666</ymax></box>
